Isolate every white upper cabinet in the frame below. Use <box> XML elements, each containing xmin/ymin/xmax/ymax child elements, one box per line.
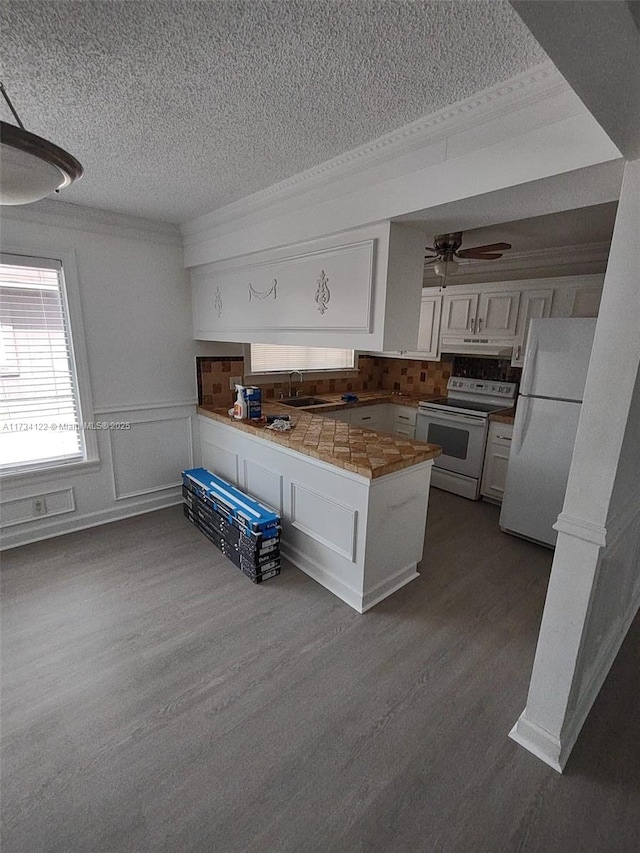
<box><xmin>415</xmin><ymin>291</ymin><xmax>442</xmax><ymax>360</ymax></box>
<box><xmin>511</xmin><ymin>287</ymin><xmax>555</xmax><ymax>367</ymax></box>
<box><xmin>441</xmin><ymin>292</ymin><xmax>478</xmax><ymax>337</ymax></box>
<box><xmin>190</xmin><ymin>222</ymin><xmax>426</xmax><ymax>351</ymax></box>
<box><xmin>441</xmin><ymin>289</ymin><xmax>519</xmax><ymax>341</ymax></box>
<box><xmin>549</xmin><ymin>274</ymin><xmax>604</xmax><ymax>319</ymax></box>
<box><xmin>476</xmin><ymin>290</ymin><xmax>520</xmax><ymax>337</ymax></box>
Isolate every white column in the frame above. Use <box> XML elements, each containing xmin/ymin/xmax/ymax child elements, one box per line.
<box><xmin>510</xmin><ymin>159</ymin><xmax>640</xmax><ymax>771</ymax></box>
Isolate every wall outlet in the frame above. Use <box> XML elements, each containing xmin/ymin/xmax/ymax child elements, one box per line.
<box><xmin>32</xmin><ymin>497</ymin><xmax>46</xmax><ymax>516</ymax></box>
<box><xmin>229</xmin><ymin>375</ymin><xmax>243</xmax><ymax>390</ymax></box>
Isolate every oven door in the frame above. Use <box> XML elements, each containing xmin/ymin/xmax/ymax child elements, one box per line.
<box><xmin>416</xmin><ymin>409</ymin><xmax>488</xmax><ymax>478</ymax></box>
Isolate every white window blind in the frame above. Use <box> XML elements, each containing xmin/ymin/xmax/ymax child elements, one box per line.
<box><xmin>0</xmin><ymin>254</ymin><xmax>85</xmax><ymax>472</ymax></box>
<box><xmin>250</xmin><ymin>344</ymin><xmax>355</xmax><ymax>373</ymax></box>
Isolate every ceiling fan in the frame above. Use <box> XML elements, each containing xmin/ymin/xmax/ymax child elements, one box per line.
<box><xmin>425</xmin><ymin>231</ymin><xmax>512</xmax><ymax>280</ymax></box>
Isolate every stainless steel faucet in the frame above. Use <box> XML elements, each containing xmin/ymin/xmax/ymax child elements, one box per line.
<box><xmin>288</xmin><ymin>370</ymin><xmax>303</xmax><ymax>397</ymax></box>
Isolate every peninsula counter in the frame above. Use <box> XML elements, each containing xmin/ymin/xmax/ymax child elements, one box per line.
<box><xmin>197</xmin><ymin>405</ymin><xmax>441</xmax><ymax>612</ymax></box>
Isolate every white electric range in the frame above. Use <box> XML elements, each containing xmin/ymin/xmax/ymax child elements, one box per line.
<box><xmin>415</xmin><ymin>377</ymin><xmax>517</xmax><ymax>500</ymax></box>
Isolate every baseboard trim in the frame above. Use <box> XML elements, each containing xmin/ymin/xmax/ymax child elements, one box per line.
<box><xmin>509</xmin><ymin>715</ymin><xmax>564</xmax><ymax>773</ymax></box>
<box><xmin>361</xmin><ymin>564</ymin><xmax>419</xmax><ymax>612</ymax></box>
<box><xmin>0</xmin><ymin>493</ymin><xmax>183</xmax><ymax>550</ymax></box>
<box><xmin>280</xmin><ymin>541</ymin><xmax>363</xmax><ymax>613</ymax></box>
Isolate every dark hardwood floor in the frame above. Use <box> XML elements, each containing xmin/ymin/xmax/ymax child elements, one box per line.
<box><xmin>1</xmin><ymin>490</ymin><xmax>639</xmax><ymax>853</ymax></box>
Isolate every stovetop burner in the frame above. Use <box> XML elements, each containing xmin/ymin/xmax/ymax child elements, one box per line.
<box><xmin>419</xmin><ymin>377</ymin><xmax>517</xmax><ymax>417</ymax></box>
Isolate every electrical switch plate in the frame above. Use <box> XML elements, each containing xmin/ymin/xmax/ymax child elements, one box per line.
<box><xmin>229</xmin><ymin>375</ymin><xmax>243</xmax><ymax>390</ymax></box>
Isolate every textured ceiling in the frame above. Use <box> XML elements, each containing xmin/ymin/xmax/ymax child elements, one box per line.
<box><xmin>0</xmin><ymin>1</ymin><xmax>547</xmax><ymax>224</ymax></box>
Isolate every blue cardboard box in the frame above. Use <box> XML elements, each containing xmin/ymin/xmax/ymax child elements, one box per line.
<box><xmin>243</xmin><ymin>386</ymin><xmax>262</xmax><ymax>420</ymax></box>
<box><xmin>182</xmin><ymin>468</ymin><xmax>280</xmax><ymax>536</ymax></box>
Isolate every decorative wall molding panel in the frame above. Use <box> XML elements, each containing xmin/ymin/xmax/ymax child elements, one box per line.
<box><xmin>243</xmin><ymin>459</ymin><xmax>283</xmax><ymax>514</ymax></box>
<box><xmin>291</xmin><ymin>481</ymin><xmax>357</xmax><ymax>561</ymax></box>
<box><xmin>201</xmin><ymin>439</ymin><xmax>239</xmax><ymax>485</ymax></box>
<box><xmin>0</xmin><ymin>493</ymin><xmax>183</xmax><ymax>551</ymax></box>
<box><xmin>315</xmin><ymin>270</ymin><xmax>331</xmax><ymax>315</ymax></box>
<box><xmin>248</xmin><ymin>280</ymin><xmax>278</xmax><ymax>302</ymax></box>
<box><xmin>110</xmin><ymin>415</ymin><xmax>194</xmax><ymax>500</ymax></box>
<box><xmin>93</xmin><ymin>399</ymin><xmax>198</xmax><ymax>415</ymax></box>
<box><xmin>191</xmin><ymin>222</ymin><xmax>425</xmax><ymax>350</ymax></box>
<box><xmin>1</xmin><ymin>487</ymin><xmax>75</xmax><ymax>527</ymax></box>
<box><xmin>194</xmin><ymin>239</ymin><xmax>374</xmax><ymax>334</ymax></box>
<box><xmin>214</xmin><ymin>286</ymin><xmax>223</xmax><ymax>318</ymax></box>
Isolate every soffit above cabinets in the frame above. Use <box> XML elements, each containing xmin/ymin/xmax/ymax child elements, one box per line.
<box><xmin>0</xmin><ymin>0</ymin><xmax>546</xmax><ymax>223</ymax></box>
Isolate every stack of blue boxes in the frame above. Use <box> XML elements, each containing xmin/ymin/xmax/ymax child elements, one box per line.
<box><xmin>182</xmin><ymin>467</ymin><xmax>281</xmax><ymax>583</ymax></box>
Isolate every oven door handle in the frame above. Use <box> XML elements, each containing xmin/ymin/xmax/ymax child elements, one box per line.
<box><xmin>417</xmin><ymin>410</ymin><xmax>486</xmax><ymax>427</ymax></box>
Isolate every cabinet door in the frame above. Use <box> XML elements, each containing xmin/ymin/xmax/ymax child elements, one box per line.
<box><xmin>511</xmin><ymin>288</ymin><xmax>554</xmax><ymax>367</ymax></box>
<box><xmin>569</xmin><ymin>283</ymin><xmax>603</xmax><ymax>317</ymax></box>
<box><xmin>549</xmin><ymin>275</ymin><xmax>605</xmax><ymax>319</ymax></box>
<box><xmin>441</xmin><ymin>292</ymin><xmax>478</xmax><ymax>336</ymax></box>
<box><xmin>481</xmin><ymin>424</ymin><xmax>513</xmax><ymax>503</ymax></box>
<box><xmin>476</xmin><ymin>290</ymin><xmax>520</xmax><ymax>337</ymax></box>
<box><xmin>416</xmin><ymin>293</ymin><xmax>442</xmax><ymax>359</ymax></box>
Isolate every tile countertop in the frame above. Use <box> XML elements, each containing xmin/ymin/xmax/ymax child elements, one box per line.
<box><xmin>489</xmin><ymin>408</ymin><xmax>516</xmax><ymax>425</ymax></box>
<box><xmin>197</xmin><ymin>395</ymin><xmax>441</xmax><ymax>480</ymax></box>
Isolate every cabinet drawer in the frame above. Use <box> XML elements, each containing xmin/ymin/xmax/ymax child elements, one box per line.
<box><xmin>392</xmin><ymin>406</ymin><xmax>417</xmax><ymax>427</ymax></box>
<box><xmin>488</xmin><ymin>421</ymin><xmax>513</xmax><ymax>446</ymax></box>
<box><xmin>393</xmin><ymin>423</ymin><xmax>416</xmax><ymax>439</ymax></box>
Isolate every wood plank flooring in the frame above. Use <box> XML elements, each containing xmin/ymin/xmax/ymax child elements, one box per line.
<box><xmin>1</xmin><ymin>490</ymin><xmax>639</xmax><ymax>853</ymax></box>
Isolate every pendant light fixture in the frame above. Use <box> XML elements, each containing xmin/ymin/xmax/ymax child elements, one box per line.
<box><xmin>0</xmin><ymin>81</ymin><xmax>83</xmax><ymax>205</ymax></box>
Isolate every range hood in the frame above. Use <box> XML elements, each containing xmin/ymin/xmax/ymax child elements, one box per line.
<box><xmin>440</xmin><ymin>335</ymin><xmax>514</xmax><ymax>357</ymax></box>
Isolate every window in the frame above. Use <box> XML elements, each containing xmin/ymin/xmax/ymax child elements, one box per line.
<box><xmin>0</xmin><ymin>254</ymin><xmax>87</xmax><ymax>472</ymax></box>
<box><xmin>249</xmin><ymin>344</ymin><xmax>355</xmax><ymax>374</ymax></box>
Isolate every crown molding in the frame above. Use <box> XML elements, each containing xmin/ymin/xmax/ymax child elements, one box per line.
<box><xmin>182</xmin><ymin>61</ymin><xmax>571</xmax><ymax>241</ymax></box>
<box><xmin>423</xmin><ymin>241</ymin><xmax>610</xmax><ymax>283</ymax></box>
<box><xmin>1</xmin><ymin>198</ymin><xmax>183</xmax><ymax>247</ymax></box>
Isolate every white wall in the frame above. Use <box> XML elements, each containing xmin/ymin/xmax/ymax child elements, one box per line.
<box><xmin>510</xmin><ymin>159</ymin><xmax>640</xmax><ymax>771</ymax></box>
<box><xmin>0</xmin><ymin>203</ymin><xmax>198</xmax><ymax>548</ymax></box>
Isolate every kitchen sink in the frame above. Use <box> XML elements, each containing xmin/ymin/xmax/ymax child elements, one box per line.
<box><xmin>278</xmin><ymin>396</ymin><xmax>330</xmax><ymax>407</ymax></box>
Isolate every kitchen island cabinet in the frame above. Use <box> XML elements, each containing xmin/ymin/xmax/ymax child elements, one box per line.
<box><xmin>197</xmin><ymin>405</ymin><xmax>440</xmax><ymax>612</ymax></box>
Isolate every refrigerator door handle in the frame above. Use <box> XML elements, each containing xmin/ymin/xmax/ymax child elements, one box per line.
<box><xmin>520</xmin><ymin>332</ymin><xmax>539</xmax><ymax>395</ymax></box>
<box><xmin>513</xmin><ymin>396</ymin><xmax>531</xmax><ymax>455</ymax></box>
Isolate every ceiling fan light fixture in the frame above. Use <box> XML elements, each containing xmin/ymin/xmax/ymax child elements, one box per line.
<box><xmin>433</xmin><ymin>257</ymin><xmax>458</xmax><ymax>279</ymax></box>
<box><xmin>0</xmin><ymin>83</ymin><xmax>83</xmax><ymax>206</ymax></box>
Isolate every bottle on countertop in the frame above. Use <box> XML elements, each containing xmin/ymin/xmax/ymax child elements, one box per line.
<box><xmin>233</xmin><ymin>384</ymin><xmax>247</xmax><ymax>420</ymax></box>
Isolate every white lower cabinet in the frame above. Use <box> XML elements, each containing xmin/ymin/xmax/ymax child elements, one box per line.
<box><xmin>349</xmin><ymin>404</ymin><xmax>391</xmax><ymax>432</ymax></box>
<box><xmin>324</xmin><ymin>403</ymin><xmax>417</xmax><ymax>437</ymax></box>
<box><xmin>481</xmin><ymin>421</ymin><xmax>513</xmax><ymax>504</ymax></box>
<box><xmin>391</xmin><ymin>405</ymin><xmax>417</xmax><ymax>439</ymax></box>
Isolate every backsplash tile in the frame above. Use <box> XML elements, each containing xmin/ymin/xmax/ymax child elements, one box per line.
<box><xmin>197</xmin><ymin>353</ymin><xmax>455</xmax><ymax>405</ymax></box>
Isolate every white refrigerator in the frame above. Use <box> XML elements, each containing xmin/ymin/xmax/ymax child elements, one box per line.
<box><xmin>499</xmin><ymin>318</ymin><xmax>597</xmax><ymax>548</ymax></box>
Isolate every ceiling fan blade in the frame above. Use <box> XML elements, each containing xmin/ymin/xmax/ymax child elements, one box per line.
<box><xmin>424</xmin><ymin>257</ymin><xmax>439</xmax><ymax>264</ymax></box>
<box><xmin>458</xmin><ymin>242</ymin><xmax>511</xmax><ymax>256</ymax></box>
<box><xmin>456</xmin><ymin>251</ymin><xmax>505</xmax><ymax>260</ymax></box>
